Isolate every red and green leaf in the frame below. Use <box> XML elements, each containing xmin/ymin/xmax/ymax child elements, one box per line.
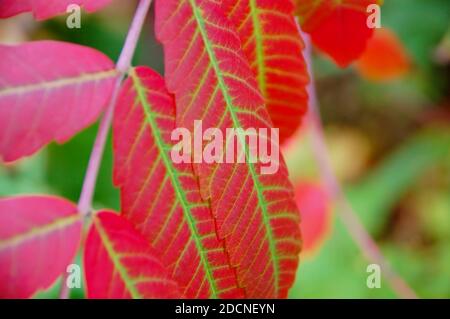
<box><xmin>0</xmin><ymin>41</ymin><xmax>117</xmax><ymax>162</ymax></box>
<box><xmin>84</xmin><ymin>211</ymin><xmax>180</xmax><ymax>299</ymax></box>
<box><xmin>113</xmin><ymin>66</ymin><xmax>243</xmax><ymax>298</ymax></box>
<box><xmin>296</xmin><ymin>0</ymin><xmax>380</xmax><ymax>67</ymax></box>
<box><xmin>155</xmin><ymin>0</ymin><xmax>301</xmax><ymax>298</ymax></box>
<box><xmin>0</xmin><ymin>0</ymin><xmax>112</xmax><ymax>20</ymax></box>
<box><xmin>0</xmin><ymin>196</ymin><xmax>81</xmax><ymax>298</ymax></box>
<box><xmin>223</xmin><ymin>0</ymin><xmax>309</xmax><ymax>143</ymax></box>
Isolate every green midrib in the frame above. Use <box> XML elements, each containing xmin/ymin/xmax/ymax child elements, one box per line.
<box><xmin>0</xmin><ymin>214</ymin><xmax>80</xmax><ymax>251</ymax></box>
<box><xmin>130</xmin><ymin>70</ymin><xmax>219</xmax><ymax>298</ymax></box>
<box><xmin>0</xmin><ymin>70</ymin><xmax>118</xmax><ymax>97</ymax></box>
<box><xmin>249</xmin><ymin>0</ymin><xmax>267</xmax><ymax>95</ymax></box>
<box><xmin>93</xmin><ymin>216</ymin><xmax>142</xmax><ymax>299</ymax></box>
<box><xmin>190</xmin><ymin>1</ymin><xmax>280</xmax><ymax>295</ymax></box>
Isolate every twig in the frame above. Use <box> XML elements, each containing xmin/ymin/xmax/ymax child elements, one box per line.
<box><xmin>59</xmin><ymin>0</ymin><xmax>153</xmax><ymax>299</ymax></box>
<box><xmin>297</xmin><ymin>20</ymin><xmax>418</xmax><ymax>299</ymax></box>
<box><xmin>77</xmin><ymin>0</ymin><xmax>152</xmax><ymax>217</ymax></box>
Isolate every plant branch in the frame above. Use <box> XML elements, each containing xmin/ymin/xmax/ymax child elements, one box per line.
<box><xmin>77</xmin><ymin>0</ymin><xmax>152</xmax><ymax>218</ymax></box>
<box><xmin>59</xmin><ymin>0</ymin><xmax>153</xmax><ymax>299</ymax></box>
<box><xmin>298</xmin><ymin>21</ymin><xmax>418</xmax><ymax>299</ymax></box>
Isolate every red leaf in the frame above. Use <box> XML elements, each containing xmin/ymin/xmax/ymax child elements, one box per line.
<box><xmin>0</xmin><ymin>196</ymin><xmax>81</xmax><ymax>298</ymax></box>
<box><xmin>295</xmin><ymin>182</ymin><xmax>332</xmax><ymax>255</ymax></box>
<box><xmin>0</xmin><ymin>0</ymin><xmax>112</xmax><ymax>20</ymax></box>
<box><xmin>84</xmin><ymin>211</ymin><xmax>180</xmax><ymax>299</ymax></box>
<box><xmin>0</xmin><ymin>41</ymin><xmax>117</xmax><ymax>162</ymax></box>
<box><xmin>296</xmin><ymin>0</ymin><xmax>380</xmax><ymax>67</ymax></box>
<box><xmin>223</xmin><ymin>0</ymin><xmax>309</xmax><ymax>143</ymax></box>
<box><xmin>155</xmin><ymin>0</ymin><xmax>301</xmax><ymax>298</ymax></box>
<box><xmin>355</xmin><ymin>28</ymin><xmax>411</xmax><ymax>82</ymax></box>
<box><xmin>113</xmin><ymin>66</ymin><xmax>243</xmax><ymax>298</ymax></box>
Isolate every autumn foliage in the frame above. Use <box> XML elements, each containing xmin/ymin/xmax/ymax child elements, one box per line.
<box><xmin>0</xmin><ymin>0</ymin><xmax>384</xmax><ymax>299</ymax></box>
<box><xmin>356</xmin><ymin>27</ymin><xmax>411</xmax><ymax>81</ymax></box>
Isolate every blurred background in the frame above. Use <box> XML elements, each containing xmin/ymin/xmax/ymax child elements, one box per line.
<box><xmin>0</xmin><ymin>0</ymin><xmax>449</xmax><ymax>298</ymax></box>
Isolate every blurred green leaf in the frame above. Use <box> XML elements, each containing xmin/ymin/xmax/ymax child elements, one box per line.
<box><xmin>348</xmin><ymin>128</ymin><xmax>450</xmax><ymax>236</ymax></box>
<box><xmin>0</xmin><ymin>153</ymin><xmax>52</xmax><ymax>196</ymax></box>
<box><xmin>290</xmin><ymin>128</ymin><xmax>450</xmax><ymax>298</ymax></box>
<box><xmin>382</xmin><ymin>0</ymin><xmax>450</xmax><ymax>98</ymax></box>
<box><xmin>46</xmin><ymin>124</ymin><xmax>120</xmax><ymax>211</ymax></box>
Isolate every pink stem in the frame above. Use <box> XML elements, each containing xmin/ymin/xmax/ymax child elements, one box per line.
<box><xmin>59</xmin><ymin>0</ymin><xmax>153</xmax><ymax>299</ymax></box>
<box><xmin>77</xmin><ymin>0</ymin><xmax>153</xmax><ymax>217</ymax></box>
<box><xmin>298</xmin><ymin>20</ymin><xmax>418</xmax><ymax>299</ymax></box>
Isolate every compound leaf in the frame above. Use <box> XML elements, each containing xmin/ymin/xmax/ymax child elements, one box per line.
<box><xmin>0</xmin><ymin>41</ymin><xmax>117</xmax><ymax>162</ymax></box>
<box><xmin>155</xmin><ymin>0</ymin><xmax>301</xmax><ymax>298</ymax></box>
<box><xmin>0</xmin><ymin>196</ymin><xmax>81</xmax><ymax>298</ymax></box>
<box><xmin>113</xmin><ymin>66</ymin><xmax>243</xmax><ymax>298</ymax></box>
<box><xmin>84</xmin><ymin>211</ymin><xmax>180</xmax><ymax>299</ymax></box>
<box><xmin>223</xmin><ymin>0</ymin><xmax>309</xmax><ymax>143</ymax></box>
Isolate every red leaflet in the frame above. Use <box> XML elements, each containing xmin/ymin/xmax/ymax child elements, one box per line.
<box><xmin>356</xmin><ymin>28</ymin><xmax>411</xmax><ymax>82</ymax></box>
<box><xmin>0</xmin><ymin>41</ymin><xmax>117</xmax><ymax>162</ymax></box>
<box><xmin>0</xmin><ymin>196</ymin><xmax>81</xmax><ymax>298</ymax></box>
<box><xmin>295</xmin><ymin>182</ymin><xmax>332</xmax><ymax>256</ymax></box>
<box><xmin>0</xmin><ymin>0</ymin><xmax>112</xmax><ymax>20</ymax></box>
<box><xmin>84</xmin><ymin>211</ymin><xmax>180</xmax><ymax>298</ymax></box>
<box><xmin>296</xmin><ymin>0</ymin><xmax>379</xmax><ymax>67</ymax></box>
<box><xmin>223</xmin><ymin>0</ymin><xmax>309</xmax><ymax>143</ymax></box>
<box><xmin>155</xmin><ymin>0</ymin><xmax>301</xmax><ymax>298</ymax></box>
<box><xmin>113</xmin><ymin>67</ymin><xmax>243</xmax><ymax>298</ymax></box>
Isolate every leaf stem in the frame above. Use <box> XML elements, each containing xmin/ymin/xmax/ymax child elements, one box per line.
<box><xmin>298</xmin><ymin>21</ymin><xmax>418</xmax><ymax>299</ymax></box>
<box><xmin>59</xmin><ymin>0</ymin><xmax>153</xmax><ymax>299</ymax></box>
<box><xmin>78</xmin><ymin>0</ymin><xmax>152</xmax><ymax>217</ymax></box>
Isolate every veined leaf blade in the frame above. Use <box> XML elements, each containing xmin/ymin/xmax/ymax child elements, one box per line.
<box><xmin>0</xmin><ymin>41</ymin><xmax>117</xmax><ymax>162</ymax></box>
<box><xmin>223</xmin><ymin>0</ymin><xmax>309</xmax><ymax>143</ymax></box>
<box><xmin>0</xmin><ymin>196</ymin><xmax>82</xmax><ymax>298</ymax></box>
<box><xmin>155</xmin><ymin>0</ymin><xmax>302</xmax><ymax>298</ymax></box>
<box><xmin>113</xmin><ymin>66</ymin><xmax>243</xmax><ymax>298</ymax></box>
<box><xmin>84</xmin><ymin>211</ymin><xmax>180</xmax><ymax>299</ymax></box>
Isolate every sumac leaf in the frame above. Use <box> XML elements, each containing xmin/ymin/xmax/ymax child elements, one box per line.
<box><xmin>0</xmin><ymin>196</ymin><xmax>81</xmax><ymax>298</ymax></box>
<box><xmin>0</xmin><ymin>0</ymin><xmax>112</xmax><ymax>20</ymax></box>
<box><xmin>355</xmin><ymin>28</ymin><xmax>411</xmax><ymax>82</ymax></box>
<box><xmin>0</xmin><ymin>41</ymin><xmax>117</xmax><ymax>162</ymax></box>
<box><xmin>155</xmin><ymin>0</ymin><xmax>301</xmax><ymax>298</ymax></box>
<box><xmin>84</xmin><ymin>211</ymin><xmax>180</xmax><ymax>299</ymax></box>
<box><xmin>223</xmin><ymin>0</ymin><xmax>309</xmax><ymax>143</ymax></box>
<box><xmin>113</xmin><ymin>67</ymin><xmax>243</xmax><ymax>298</ymax></box>
<box><xmin>296</xmin><ymin>0</ymin><xmax>380</xmax><ymax>67</ymax></box>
